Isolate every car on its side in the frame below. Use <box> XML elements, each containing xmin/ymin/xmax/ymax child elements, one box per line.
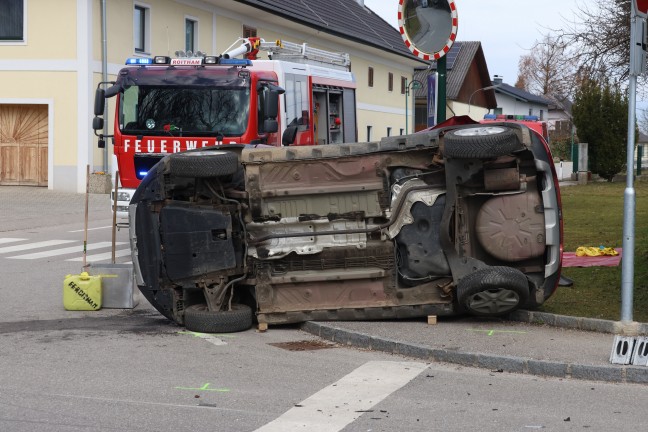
<box><xmin>129</xmin><ymin>120</ymin><xmax>562</xmax><ymax>333</ymax></box>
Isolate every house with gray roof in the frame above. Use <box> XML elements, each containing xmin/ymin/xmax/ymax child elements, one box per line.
<box><xmin>490</xmin><ymin>76</ymin><xmax>552</xmax><ymax>120</ymax></box>
<box><xmin>412</xmin><ymin>41</ymin><xmax>497</xmax><ymax>130</ymax></box>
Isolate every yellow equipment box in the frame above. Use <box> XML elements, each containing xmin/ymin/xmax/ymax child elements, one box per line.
<box><xmin>63</xmin><ymin>272</ymin><xmax>102</xmax><ymax>311</ymax></box>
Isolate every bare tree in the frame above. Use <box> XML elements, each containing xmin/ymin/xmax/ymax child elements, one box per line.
<box><xmin>552</xmin><ymin>0</ymin><xmax>630</xmax><ymax>84</ymax></box>
<box><xmin>638</xmin><ymin>108</ymin><xmax>648</xmax><ymax>135</ymax></box>
<box><xmin>516</xmin><ymin>34</ymin><xmax>575</xmax><ymax>97</ymax></box>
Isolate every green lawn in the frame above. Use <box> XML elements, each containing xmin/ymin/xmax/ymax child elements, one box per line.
<box><xmin>538</xmin><ymin>180</ymin><xmax>648</xmax><ymax>322</ymax></box>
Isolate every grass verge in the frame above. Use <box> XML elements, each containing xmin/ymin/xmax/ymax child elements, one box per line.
<box><xmin>538</xmin><ymin>180</ymin><xmax>648</xmax><ymax>322</ymax></box>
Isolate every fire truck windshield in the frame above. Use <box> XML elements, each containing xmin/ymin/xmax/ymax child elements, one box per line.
<box><xmin>119</xmin><ymin>85</ymin><xmax>250</xmax><ymax>136</ymax></box>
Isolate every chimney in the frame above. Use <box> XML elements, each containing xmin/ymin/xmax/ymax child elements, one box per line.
<box><xmin>493</xmin><ymin>75</ymin><xmax>503</xmax><ymax>85</ymax></box>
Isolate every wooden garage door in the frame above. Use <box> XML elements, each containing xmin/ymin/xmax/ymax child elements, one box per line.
<box><xmin>0</xmin><ymin>104</ymin><xmax>48</xmax><ymax>186</ymax></box>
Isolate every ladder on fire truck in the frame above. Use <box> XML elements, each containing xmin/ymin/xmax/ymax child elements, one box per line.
<box><xmin>223</xmin><ymin>38</ymin><xmax>351</xmax><ymax>70</ymax></box>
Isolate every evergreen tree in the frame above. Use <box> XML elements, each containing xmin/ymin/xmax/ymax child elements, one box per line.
<box><xmin>572</xmin><ymin>77</ymin><xmax>628</xmax><ymax>181</ymax></box>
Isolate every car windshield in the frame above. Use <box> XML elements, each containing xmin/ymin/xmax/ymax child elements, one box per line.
<box><xmin>119</xmin><ymin>85</ymin><xmax>250</xmax><ymax>136</ymax></box>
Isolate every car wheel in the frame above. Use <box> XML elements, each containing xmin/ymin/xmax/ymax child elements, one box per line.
<box><xmin>456</xmin><ymin>266</ymin><xmax>529</xmax><ymax>317</ymax></box>
<box><xmin>184</xmin><ymin>303</ymin><xmax>253</xmax><ymax>333</ymax></box>
<box><xmin>444</xmin><ymin>126</ymin><xmax>523</xmax><ymax>158</ymax></box>
<box><xmin>167</xmin><ymin>150</ymin><xmax>239</xmax><ymax>178</ymax></box>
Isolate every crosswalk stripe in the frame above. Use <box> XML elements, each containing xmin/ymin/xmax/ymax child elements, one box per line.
<box><xmin>0</xmin><ymin>238</ymin><xmax>27</xmax><ymax>245</ymax></box>
<box><xmin>6</xmin><ymin>242</ymin><xmax>126</xmax><ymax>260</ymax></box>
<box><xmin>68</xmin><ymin>226</ymin><xmax>113</xmax><ymax>233</ymax></box>
<box><xmin>0</xmin><ymin>240</ymin><xmax>76</xmax><ymax>254</ymax></box>
<box><xmin>254</xmin><ymin>361</ymin><xmax>428</xmax><ymax>432</ymax></box>
<box><xmin>67</xmin><ymin>248</ymin><xmax>132</xmax><ymax>262</ymax></box>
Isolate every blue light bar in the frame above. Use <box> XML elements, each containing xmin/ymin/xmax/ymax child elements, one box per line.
<box><xmin>483</xmin><ymin>114</ymin><xmax>497</xmax><ymax>120</ymax></box>
<box><xmin>219</xmin><ymin>58</ymin><xmax>252</xmax><ymax>66</ymax></box>
<box><xmin>139</xmin><ymin>170</ymin><xmax>148</xmax><ymax>177</ymax></box>
<box><xmin>523</xmin><ymin>115</ymin><xmax>539</xmax><ymax>121</ymax></box>
<box><xmin>126</xmin><ymin>57</ymin><xmax>154</xmax><ymax>65</ymax></box>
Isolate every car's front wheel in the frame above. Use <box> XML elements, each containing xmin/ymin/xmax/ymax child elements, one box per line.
<box><xmin>456</xmin><ymin>267</ymin><xmax>529</xmax><ymax>317</ymax></box>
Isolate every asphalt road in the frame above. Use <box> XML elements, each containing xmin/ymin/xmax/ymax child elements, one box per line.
<box><xmin>1</xmin><ymin>186</ymin><xmax>648</xmax><ymax>431</ymax></box>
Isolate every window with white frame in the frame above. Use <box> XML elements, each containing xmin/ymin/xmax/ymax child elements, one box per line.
<box><xmin>185</xmin><ymin>18</ymin><xmax>197</xmax><ymax>53</ymax></box>
<box><xmin>134</xmin><ymin>4</ymin><xmax>150</xmax><ymax>53</ymax></box>
<box><xmin>0</xmin><ymin>0</ymin><xmax>24</xmax><ymax>42</ymax></box>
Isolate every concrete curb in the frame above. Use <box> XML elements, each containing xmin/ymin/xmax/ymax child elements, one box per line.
<box><xmin>301</xmin><ymin>321</ymin><xmax>648</xmax><ymax>385</ymax></box>
<box><xmin>507</xmin><ymin>310</ymin><xmax>648</xmax><ymax>336</ymax></box>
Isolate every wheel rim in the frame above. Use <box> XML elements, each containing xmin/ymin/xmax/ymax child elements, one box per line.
<box><xmin>453</xmin><ymin>126</ymin><xmax>507</xmax><ymax>137</ymax></box>
<box><xmin>466</xmin><ymin>288</ymin><xmax>520</xmax><ymax>314</ymax></box>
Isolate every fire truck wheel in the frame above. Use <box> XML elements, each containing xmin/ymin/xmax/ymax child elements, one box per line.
<box><xmin>167</xmin><ymin>150</ymin><xmax>239</xmax><ymax>178</ymax></box>
<box><xmin>184</xmin><ymin>303</ymin><xmax>253</xmax><ymax>333</ymax></box>
<box><xmin>444</xmin><ymin>126</ymin><xmax>523</xmax><ymax>159</ymax></box>
<box><xmin>456</xmin><ymin>266</ymin><xmax>529</xmax><ymax>317</ymax></box>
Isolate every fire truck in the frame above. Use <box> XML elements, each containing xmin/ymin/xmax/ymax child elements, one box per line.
<box><xmin>92</xmin><ymin>38</ymin><xmax>358</xmax><ymax>220</ymax></box>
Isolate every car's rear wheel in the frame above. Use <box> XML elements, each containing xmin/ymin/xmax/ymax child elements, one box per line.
<box><xmin>444</xmin><ymin>126</ymin><xmax>522</xmax><ymax>158</ymax></box>
<box><xmin>167</xmin><ymin>150</ymin><xmax>239</xmax><ymax>178</ymax></box>
<box><xmin>456</xmin><ymin>266</ymin><xmax>529</xmax><ymax>317</ymax></box>
<box><xmin>184</xmin><ymin>303</ymin><xmax>253</xmax><ymax>333</ymax></box>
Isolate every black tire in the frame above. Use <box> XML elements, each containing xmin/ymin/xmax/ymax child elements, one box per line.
<box><xmin>444</xmin><ymin>126</ymin><xmax>523</xmax><ymax>159</ymax></box>
<box><xmin>167</xmin><ymin>149</ymin><xmax>239</xmax><ymax>178</ymax></box>
<box><xmin>456</xmin><ymin>266</ymin><xmax>529</xmax><ymax>317</ymax></box>
<box><xmin>184</xmin><ymin>303</ymin><xmax>253</xmax><ymax>333</ymax></box>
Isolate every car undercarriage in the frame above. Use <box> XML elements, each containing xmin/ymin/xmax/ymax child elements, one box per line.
<box><xmin>130</xmin><ymin>122</ymin><xmax>562</xmax><ymax>333</ymax></box>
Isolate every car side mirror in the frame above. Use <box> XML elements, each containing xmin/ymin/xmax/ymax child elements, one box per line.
<box><xmin>264</xmin><ymin>119</ymin><xmax>278</xmax><ymax>134</ymax></box>
<box><xmin>94</xmin><ymin>88</ymin><xmax>105</xmax><ymax>116</ymax></box>
<box><xmin>282</xmin><ymin>125</ymin><xmax>298</xmax><ymax>146</ymax></box>
<box><xmin>264</xmin><ymin>90</ymin><xmax>279</xmax><ymax>119</ymax></box>
<box><xmin>92</xmin><ymin>116</ymin><xmax>104</xmax><ymax>131</ymax></box>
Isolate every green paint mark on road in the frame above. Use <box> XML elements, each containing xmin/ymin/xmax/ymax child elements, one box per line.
<box><xmin>467</xmin><ymin>329</ymin><xmax>527</xmax><ymax>336</ymax></box>
<box><xmin>175</xmin><ymin>383</ymin><xmax>230</xmax><ymax>392</ymax></box>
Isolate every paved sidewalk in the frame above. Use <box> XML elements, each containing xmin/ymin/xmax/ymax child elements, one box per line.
<box><xmin>0</xmin><ymin>186</ymin><xmax>111</xmax><ymax>231</ymax></box>
<box><xmin>302</xmin><ymin>313</ymin><xmax>648</xmax><ymax>385</ymax></box>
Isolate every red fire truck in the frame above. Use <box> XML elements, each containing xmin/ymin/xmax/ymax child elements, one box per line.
<box><xmin>92</xmin><ymin>38</ymin><xmax>358</xmax><ymax>220</ymax></box>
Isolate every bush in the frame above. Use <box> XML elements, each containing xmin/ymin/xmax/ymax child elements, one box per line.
<box><xmin>550</xmin><ymin>138</ymin><xmax>572</xmax><ymax>161</ymax></box>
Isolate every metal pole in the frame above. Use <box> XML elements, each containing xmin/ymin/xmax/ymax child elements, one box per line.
<box><xmin>437</xmin><ymin>56</ymin><xmax>447</xmax><ymax>123</ymax></box>
<box><xmin>405</xmin><ymin>78</ymin><xmax>409</xmax><ymax>135</ymax></box>
<box><xmin>638</xmin><ymin>145</ymin><xmax>643</xmax><ymax>176</ymax></box>
<box><xmin>621</xmin><ymin>11</ymin><xmax>638</xmax><ymax>322</ymax></box>
<box><xmin>101</xmin><ymin>0</ymin><xmax>109</xmax><ymax>173</ymax></box>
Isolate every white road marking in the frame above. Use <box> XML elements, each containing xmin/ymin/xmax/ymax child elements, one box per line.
<box><xmin>67</xmin><ymin>248</ymin><xmax>132</xmax><ymax>262</ymax></box>
<box><xmin>254</xmin><ymin>360</ymin><xmax>428</xmax><ymax>432</ymax></box>
<box><xmin>68</xmin><ymin>226</ymin><xmax>113</xmax><ymax>233</ymax></box>
<box><xmin>0</xmin><ymin>238</ymin><xmax>27</xmax><ymax>245</ymax></box>
<box><xmin>0</xmin><ymin>240</ymin><xmax>76</xmax><ymax>254</ymax></box>
<box><xmin>7</xmin><ymin>242</ymin><xmax>126</xmax><ymax>259</ymax></box>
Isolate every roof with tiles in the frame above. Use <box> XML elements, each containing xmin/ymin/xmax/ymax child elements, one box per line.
<box><xmin>413</xmin><ymin>41</ymin><xmax>492</xmax><ymax>102</ymax></box>
<box><xmin>233</xmin><ymin>0</ymin><xmax>421</xmax><ymax>60</ymax></box>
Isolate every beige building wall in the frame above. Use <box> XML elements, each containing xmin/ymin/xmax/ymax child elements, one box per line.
<box><xmin>1</xmin><ymin>0</ymin><xmax>418</xmax><ymax>192</ymax></box>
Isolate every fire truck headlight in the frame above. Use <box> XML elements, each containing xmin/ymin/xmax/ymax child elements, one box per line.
<box><xmin>117</xmin><ymin>192</ymin><xmax>131</xmax><ymax>202</ymax></box>
<box><xmin>154</xmin><ymin>56</ymin><xmax>170</xmax><ymax>64</ymax></box>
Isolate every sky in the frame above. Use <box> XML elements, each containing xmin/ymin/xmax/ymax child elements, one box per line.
<box><xmin>363</xmin><ymin>0</ymin><xmax>583</xmax><ymax>85</ymax></box>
